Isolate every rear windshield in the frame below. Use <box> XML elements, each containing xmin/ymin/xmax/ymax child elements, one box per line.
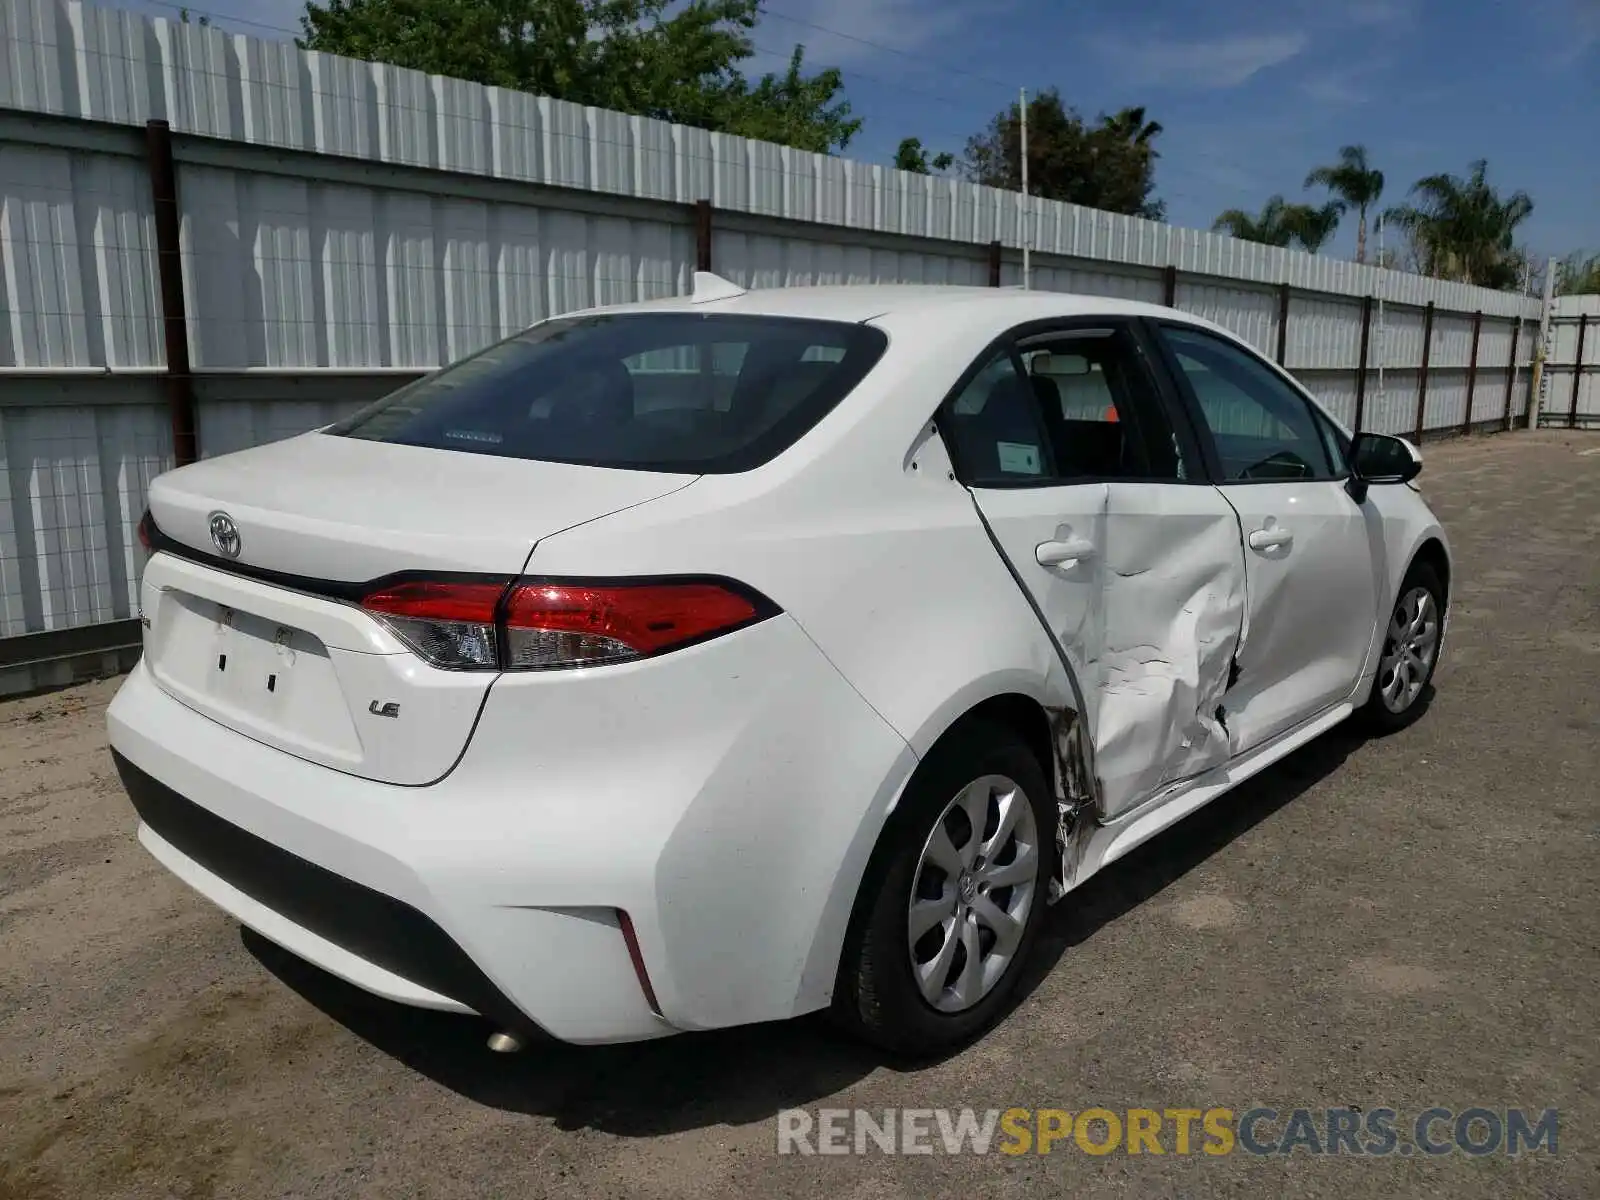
<box><xmin>327</xmin><ymin>313</ymin><xmax>888</xmax><ymax>473</ymax></box>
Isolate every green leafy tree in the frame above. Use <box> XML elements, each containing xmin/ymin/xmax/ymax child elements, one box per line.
<box><xmin>963</xmin><ymin>89</ymin><xmax>1165</xmax><ymax>219</ymax></box>
<box><xmin>298</xmin><ymin>0</ymin><xmax>861</xmax><ymax>153</ymax></box>
<box><xmin>1304</xmin><ymin>144</ymin><xmax>1384</xmax><ymax>263</ymax></box>
<box><xmin>894</xmin><ymin>137</ymin><xmax>954</xmax><ymax>174</ymax></box>
<box><xmin>1557</xmin><ymin>250</ymin><xmax>1600</xmax><ymax>294</ymax></box>
<box><xmin>1212</xmin><ymin>196</ymin><xmax>1341</xmax><ymax>253</ymax></box>
<box><xmin>1383</xmin><ymin>159</ymin><xmax>1534</xmax><ymax>289</ymax></box>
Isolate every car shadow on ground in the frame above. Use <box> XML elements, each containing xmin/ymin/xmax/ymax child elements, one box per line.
<box><xmin>246</xmin><ymin>714</ymin><xmax>1388</xmax><ymax>1136</ymax></box>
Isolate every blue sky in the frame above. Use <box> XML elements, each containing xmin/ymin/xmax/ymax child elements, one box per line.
<box><xmin>128</xmin><ymin>0</ymin><xmax>1598</xmax><ymax>261</ymax></box>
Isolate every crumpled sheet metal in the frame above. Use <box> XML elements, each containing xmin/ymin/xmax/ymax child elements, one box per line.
<box><xmin>1052</xmin><ymin>485</ymin><xmax>1247</xmax><ymax>822</ymax></box>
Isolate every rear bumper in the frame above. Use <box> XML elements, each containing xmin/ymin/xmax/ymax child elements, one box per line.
<box><xmin>117</xmin><ymin>752</ymin><xmax>530</xmax><ymax>1025</ymax></box>
<box><xmin>107</xmin><ymin>613</ymin><xmax>915</xmax><ymax>1043</ymax></box>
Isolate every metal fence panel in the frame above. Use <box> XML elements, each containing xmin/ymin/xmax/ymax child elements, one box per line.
<box><xmin>0</xmin><ymin>141</ymin><xmax>162</xmax><ymax>368</ymax></box>
<box><xmin>1285</xmin><ymin>296</ymin><xmax>1363</xmax><ymax>372</ymax></box>
<box><xmin>1175</xmin><ymin>279</ymin><xmax>1279</xmax><ymax>359</ymax></box>
<box><xmin>1543</xmin><ymin>296</ymin><xmax>1599</xmax><ymax>427</ymax></box>
<box><xmin>0</xmin><ymin>400</ymin><xmax>168</xmax><ymax>637</ymax></box>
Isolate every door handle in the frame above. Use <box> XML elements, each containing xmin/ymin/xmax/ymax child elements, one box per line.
<box><xmin>1036</xmin><ymin>538</ymin><xmax>1097</xmax><ymax>567</ymax></box>
<box><xmin>1248</xmin><ymin>527</ymin><xmax>1294</xmax><ymax>552</ymax></box>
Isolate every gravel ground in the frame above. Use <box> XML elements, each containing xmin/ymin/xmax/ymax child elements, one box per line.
<box><xmin>2</xmin><ymin>430</ymin><xmax>1597</xmax><ymax>1199</ymax></box>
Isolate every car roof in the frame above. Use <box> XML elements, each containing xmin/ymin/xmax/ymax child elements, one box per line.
<box><xmin>575</xmin><ymin>281</ymin><xmax>1213</xmax><ymax>331</ymax></box>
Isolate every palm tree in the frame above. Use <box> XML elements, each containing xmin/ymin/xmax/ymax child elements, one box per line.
<box><xmin>1304</xmin><ymin>144</ymin><xmax>1385</xmax><ymax>264</ymax></box>
<box><xmin>1213</xmin><ymin>196</ymin><xmax>1297</xmax><ymax>246</ymax></box>
<box><xmin>1213</xmin><ymin>197</ymin><xmax>1342</xmax><ymax>253</ymax></box>
<box><xmin>1290</xmin><ymin>201</ymin><xmax>1344</xmax><ymax>254</ymax></box>
<box><xmin>1100</xmin><ymin>106</ymin><xmax>1164</xmax><ymax>154</ymax></box>
<box><xmin>1383</xmin><ymin>159</ymin><xmax>1534</xmax><ymax>289</ymax></box>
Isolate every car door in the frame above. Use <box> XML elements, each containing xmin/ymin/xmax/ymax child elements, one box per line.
<box><xmin>940</xmin><ymin>319</ymin><xmax>1248</xmax><ymax>819</ymax></box>
<box><xmin>1150</xmin><ymin>321</ymin><xmax>1381</xmax><ymax>756</ymax></box>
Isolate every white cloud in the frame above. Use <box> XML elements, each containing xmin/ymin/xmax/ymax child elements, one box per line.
<box><xmin>1342</xmin><ymin>0</ymin><xmax>1417</xmax><ymax>26</ymax></box>
<box><xmin>1297</xmin><ymin>53</ymin><xmax>1396</xmax><ymax>107</ymax></box>
<box><xmin>1091</xmin><ymin>31</ymin><xmax>1309</xmax><ymax>90</ymax></box>
<box><xmin>1555</xmin><ymin>0</ymin><xmax>1600</xmax><ymax>62</ymax></box>
<box><xmin>752</xmin><ymin>0</ymin><xmax>985</xmax><ymax>77</ymax></box>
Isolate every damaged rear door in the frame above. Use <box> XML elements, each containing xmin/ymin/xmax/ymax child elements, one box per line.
<box><xmin>940</xmin><ymin>319</ymin><xmax>1247</xmax><ymax>820</ymax></box>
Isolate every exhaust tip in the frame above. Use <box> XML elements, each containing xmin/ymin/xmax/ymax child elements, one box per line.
<box><xmin>486</xmin><ymin>1031</ymin><xmax>524</xmax><ymax>1054</ymax></box>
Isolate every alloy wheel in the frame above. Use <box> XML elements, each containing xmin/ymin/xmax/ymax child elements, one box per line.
<box><xmin>907</xmin><ymin>774</ymin><xmax>1040</xmax><ymax>1013</ymax></box>
<box><xmin>1379</xmin><ymin>585</ymin><xmax>1439</xmax><ymax>713</ymax></box>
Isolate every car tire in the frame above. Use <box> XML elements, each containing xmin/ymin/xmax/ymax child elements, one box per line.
<box><xmin>833</xmin><ymin>719</ymin><xmax>1054</xmax><ymax>1057</ymax></box>
<box><xmin>1357</xmin><ymin>562</ymin><xmax>1445</xmax><ymax>735</ymax></box>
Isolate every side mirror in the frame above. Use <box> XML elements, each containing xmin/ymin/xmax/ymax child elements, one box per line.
<box><xmin>1350</xmin><ymin>432</ymin><xmax>1422</xmax><ymax>485</ymax></box>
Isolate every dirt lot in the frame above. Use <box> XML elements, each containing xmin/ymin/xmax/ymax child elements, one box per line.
<box><xmin>3</xmin><ymin>430</ymin><xmax>1598</xmax><ymax>1199</ymax></box>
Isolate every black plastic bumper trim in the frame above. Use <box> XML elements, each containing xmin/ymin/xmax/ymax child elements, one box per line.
<box><xmin>112</xmin><ymin>749</ymin><xmax>539</xmax><ymax>1037</ymax></box>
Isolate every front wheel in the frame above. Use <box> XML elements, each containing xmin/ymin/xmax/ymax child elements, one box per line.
<box><xmin>1358</xmin><ymin>563</ymin><xmax>1444</xmax><ymax>734</ymax></box>
<box><xmin>833</xmin><ymin>720</ymin><xmax>1053</xmax><ymax>1056</ymax></box>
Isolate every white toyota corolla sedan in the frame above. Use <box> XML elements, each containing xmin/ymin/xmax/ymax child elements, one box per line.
<box><xmin>108</xmin><ymin>277</ymin><xmax>1449</xmax><ymax>1055</ymax></box>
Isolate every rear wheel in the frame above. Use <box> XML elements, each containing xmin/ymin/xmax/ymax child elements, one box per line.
<box><xmin>1358</xmin><ymin>563</ymin><xmax>1444</xmax><ymax>734</ymax></box>
<box><xmin>834</xmin><ymin>720</ymin><xmax>1053</xmax><ymax>1056</ymax></box>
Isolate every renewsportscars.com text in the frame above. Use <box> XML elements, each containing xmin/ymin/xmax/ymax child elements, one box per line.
<box><xmin>776</xmin><ymin>1106</ymin><xmax>1558</xmax><ymax>1157</ymax></box>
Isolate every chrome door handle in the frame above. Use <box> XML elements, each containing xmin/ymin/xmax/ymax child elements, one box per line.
<box><xmin>1035</xmin><ymin>538</ymin><xmax>1097</xmax><ymax>567</ymax></box>
<box><xmin>1248</xmin><ymin>527</ymin><xmax>1294</xmax><ymax>551</ymax></box>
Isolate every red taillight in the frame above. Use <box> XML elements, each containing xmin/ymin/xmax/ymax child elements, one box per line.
<box><xmin>361</xmin><ymin>580</ymin><xmax>505</xmax><ymax>625</ymax></box>
<box><xmin>502</xmin><ymin>581</ymin><xmax>761</xmax><ymax>669</ymax></box>
<box><xmin>360</xmin><ymin>579</ymin><xmax>507</xmax><ymax>670</ymax></box>
<box><xmin>359</xmin><ymin>577</ymin><xmax>770</xmax><ymax>671</ymax></box>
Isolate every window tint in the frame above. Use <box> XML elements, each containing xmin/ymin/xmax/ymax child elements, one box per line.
<box><xmin>941</xmin><ymin>351</ymin><xmax>1057</xmax><ymax>483</ymax></box>
<box><xmin>1313</xmin><ymin>407</ymin><xmax>1352</xmax><ymax>475</ymax></box>
<box><xmin>1159</xmin><ymin>325</ymin><xmax>1333</xmax><ymax>482</ymax></box>
<box><xmin>328</xmin><ymin>314</ymin><xmax>887</xmax><ymax>474</ymax></box>
<box><xmin>941</xmin><ymin>328</ymin><xmax>1192</xmax><ymax>486</ymax></box>
<box><xmin>1017</xmin><ymin>330</ymin><xmax>1189</xmax><ymax>481</ymax></box>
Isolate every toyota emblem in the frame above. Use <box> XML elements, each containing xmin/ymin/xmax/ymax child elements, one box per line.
<box><xmin>208</xmin><ymin>511</ymin><xmax>241</xmax><ymax>559</ymax></box>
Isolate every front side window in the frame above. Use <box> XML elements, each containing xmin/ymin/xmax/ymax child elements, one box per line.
<box><xmin>1158</xmin><ymin>325</ymin><xmax>1334</xmax><ymax>482</ymax></box>
<box><xmin>328</xmin><ymin>313</ymin><xmax>887</xmax><ymax>474</ymax></box>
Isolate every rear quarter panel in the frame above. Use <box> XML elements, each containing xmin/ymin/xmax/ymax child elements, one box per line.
<box><xmin>522</xmin><ymin>334</ymin><xmax>1079</xmax><ymax>1021</ymax></box>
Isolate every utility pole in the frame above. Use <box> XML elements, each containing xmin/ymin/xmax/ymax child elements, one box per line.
<box><xmin>1529</xmin><ymin>254</ymin><xmax>1557</xmax><ymax>431</ymax></box>
<box><xmin>1019</xmin><ymin>87</ymin><xmax>1031</xmax><ymax>290</ymax></box>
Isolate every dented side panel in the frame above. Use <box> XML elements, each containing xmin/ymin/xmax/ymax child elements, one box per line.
<box><xmin>1212</xmin><ymin>480</ymin><xmax>1381</xmax><ymax>755</ymax></box>
<box><xmin>1092</xmin><ymin>487</ymin><xmax>1247</xmax><ymax>816</ymax></box>
<box><xmin>968</xmin><ymin>481</ymin><xmax>1248</xmax><ymax>822</ymax></box>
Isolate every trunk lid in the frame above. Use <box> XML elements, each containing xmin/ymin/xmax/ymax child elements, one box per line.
<box><xmin>148</xmin><ymin>432</ymin><xmax>695</xmax><ymax>579</ymax></box>
<box><xmin>141</xmin><ymin>433</ymin><xmax>695</xmax><ymax>784</ymax></box>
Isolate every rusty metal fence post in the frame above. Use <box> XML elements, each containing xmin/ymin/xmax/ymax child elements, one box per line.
<box><xmin>1353</xmin><ymin>295</ymin><xmax>1373</xmax><ymax>432</ymax></box>
<box><xmin>1413</xmin><ymin>301</ymin><xmax>1435</xmax><ymax>442</ymax></box>
<box><xmin>145</xmin><ymin>119</ymin><xmax>198</xmax><ymax>467</ymax></box>
<box><xmin>1461</xmin><ymin>311</ymin><xmax>1482</xmax><ymax>436</ymax></box>
<box><xmin>1503</xmin><ymin>320</ymin><xmax>1521</xmax><ymax>431</ymax></box>
<box><xmin>1572</xmin><ymin>313</ymin><xmax>1589</xmax><ymax>429</ymax></box>
<box><xmin>1275</xmin><ymin>284</ymin><xmax>1290</xmax><ymax>365</ymax></box>
<box><xmin>694</xmin><ymin>199</ymin><xmax>713</xmax><ymax>272</ymax></box>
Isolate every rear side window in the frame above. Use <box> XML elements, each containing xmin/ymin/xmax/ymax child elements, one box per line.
<box><xmin>328</xmin><ymin>314</ymin><xmax>887</xmax><ymax>473</ymax></box>
<box><xmin>939</xmin><ymin>326</ymin><xmax>1192</xmax><ymax>486</ymax></box>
